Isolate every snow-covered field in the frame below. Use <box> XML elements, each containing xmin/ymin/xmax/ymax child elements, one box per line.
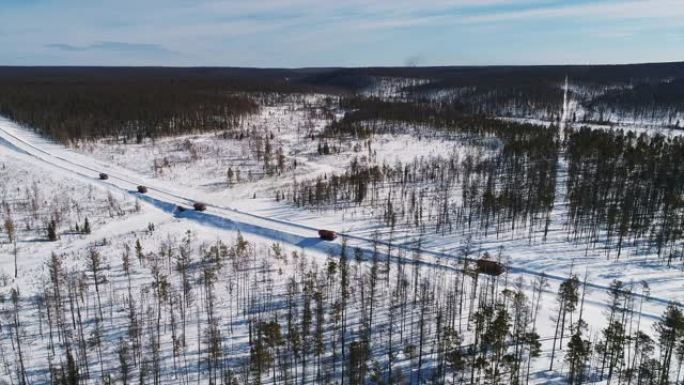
<box><xmin>1</xmin><ymin>92</ymin><xmax>683</xmax><ymax>385</ymax></box>
<box><xmin>48</xmin><ymin>99</ymin><xmax>684</xmax><ymax>307</ymax></box>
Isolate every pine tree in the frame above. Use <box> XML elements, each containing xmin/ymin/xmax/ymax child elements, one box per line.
<box><xmin>10</xmin><ymin>288</ymin><xmax>28</xmax><ymax>385</ymax></box>
<box><xmin>227</xmin><ymin>167</ymin><xmax>234</xmax><ymax>186</ymax></box>
<box><xmin>565</xmin><ymin>320</ymin><xmax>591</xmax><ymax>385</ymax></box>
<box><xmin>117</xmin><ymin>338</ymin><xmax>130</xmax><ymax>385</ymax></box>
<box><xmin>444</xmin><ymin>327</ymin><xmax>464</xmax><ymax>385</ymax></box>
<box><xmin>655</xmin><ymin>305</ymin><xmax>684</xmax><ymax>385</ymax></box>
<box><xmin>550</xmin><ymin>275</ymin><xmax>580</xmax><ymax>371</ymax></box>
<box><xmin>347</xmin><ymin>339</ymin><xmax>370</xmax><ymax>385</ymax></box>
<box><xmin>82</xmin><ymin>217</ymin><xmax>91</xmax><ymax>234</ymax></box>
<box><xmin>135</xmin><ymin>238</ymin><xmax>144</xmax><ymax>264</ymax></box>
<box><xmin>65</xmin><ymin>347</ymin><xmax>80</xmax><ymax>385</ymax></box>
<box><xmin>5</xmin><ymin>216</ymin><xmax>18</xmax><ymax>278</ymax></box>
<box><xmin>47</xmin><ymin>219</ymin><xmax>58</xmax><ymax>241</ymax></box>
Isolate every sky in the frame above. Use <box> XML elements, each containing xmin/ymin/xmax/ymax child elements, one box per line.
<box><xmin>0</xmin><ymin>0</ymin><xmax>683</xmax><ymax>67</ymax></box>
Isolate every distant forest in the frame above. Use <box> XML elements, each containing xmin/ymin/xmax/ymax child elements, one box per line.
<box><xmin>0</xmin><ymin>68</ymin><xmax>279</xmax><ymax>142</ymax></box>
<box><xmin>1</xmin><ymin>62</ymin><xmax>684</xmax><ymax>142</ymax></box>
<box><xmin>306</xmin><ymin>62</ymin><xmax>684</xmax><ymax>123</ymax></box>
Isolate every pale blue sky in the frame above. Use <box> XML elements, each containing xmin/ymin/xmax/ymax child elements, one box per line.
<box><xmin>1</xmin><ymin>0</ymin><xmax>682</xmax><ymax>67</ymax></box>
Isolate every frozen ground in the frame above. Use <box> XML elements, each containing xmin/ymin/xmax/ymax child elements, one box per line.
<box><xmin>0</xmin><ymin>93</ymin><xmax>683</xmax><ymax>384</ymax></box>
<box><xmin>0</xmin><ymin>139</ymin><xmax>647</xmax><ymax>385</ymax></box>
<box><xmin>2</xmin><ymin>99</ymin><xmax>683</xmax><ymax>306</ymax></box>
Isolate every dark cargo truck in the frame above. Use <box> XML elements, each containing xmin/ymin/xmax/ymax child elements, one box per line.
<box><xmin>475</xmin><ymin>259</ymin><xmax>505</xmax><ymax>276</ymax></box>
<box><xmin>318</xmin><ymin>229</ymin><xmax>337</xmax><ymax>241</ymax></box>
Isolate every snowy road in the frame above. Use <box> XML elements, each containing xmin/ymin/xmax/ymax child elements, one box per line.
<box><xmin>0</xmin><ymin>116</ymin><xmax>680</xmax><ymax>322</ymax></box>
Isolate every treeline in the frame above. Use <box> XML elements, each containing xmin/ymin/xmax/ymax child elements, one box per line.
<box><xmin>306</xmin><ymin>62</ymin><xmax>684</xmax><ymax>122</ymax></box>
<box><xmin>327</xmin><ymin>97</ymin><xmax>560</xmax><ymax>141</ymax></box>
<box><xmin>301</xmin><ymin>98</ymin><xmax>559</xmax><ymax>241</ymax></box>
<box><xmin>290</xmin><ymin>144</ymin><xmax>557</xmax><ymax>241</ymax></box>
<box><xmin>565</xmin><ymin>128</ymin><xmax>684</xmax><ymax>262</ymax></box>
<box><xmin>3</xmin><ymin>232</ymin><xmax>684</xmax><ymax>385</ymax></box>
<box><xmin>0</xmin><ymin>69</ymin><xmax>262</xmax><ymax>143</ymax></box>
<box><xmin>3</xmin><ymin>63</ymin><xmax>684</xmax><ymax>143</ymax></box>
<box><xmin>303</xmin><ymin>62</ymin><xmax>684</xmax><ymax>94</ymax></box>
<box><xmin>298</xmin><ymin>97</ymin><xmax>684</xmax><ymax>266</ymax></box>
<box><xmin>585</xmin><ymin>79</ymin><xmax>684</xmax><ymax>126</ymax></box>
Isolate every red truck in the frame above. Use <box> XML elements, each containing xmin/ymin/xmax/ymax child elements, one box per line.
<box><xmin>318</xmin><ymin>229</ymin><xmax>337</xmax><ymax>241</ymax></box>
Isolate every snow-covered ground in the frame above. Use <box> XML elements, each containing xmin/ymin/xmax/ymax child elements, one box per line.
<box><xmin>1</xmin><ymin>92</ymin><xmax>683</xmax><ymax>384</ymax></box>
<box><xmin>2</xmin><ymin>99</ymin><xmax>682</xmax><ymax>308</ymax></box>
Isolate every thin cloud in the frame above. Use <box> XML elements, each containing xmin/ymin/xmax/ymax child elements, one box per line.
<box><xmin>461</xmin><ymin>0</ymin><xmax>684</xmax><ymax>24</ymax></box>
<box><xmin>3</xmin><ymin>0</ymin><xmax>682</xmax><ymax>66</ymax></box>
<box><xmin>45</xmin><ymin>43</ymin><xmax>84</xmax><ymax>51</ymax></box>
<box><xmin>46</xmin><ymin>41</ymin><xmax>174</xmax><ymax>55</ymax></box>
